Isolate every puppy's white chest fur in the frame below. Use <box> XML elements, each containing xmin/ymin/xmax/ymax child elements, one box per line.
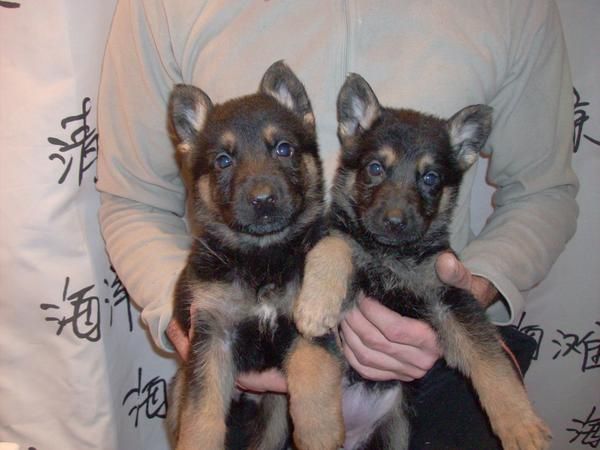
<box><xmin>342</xmin><ymin>382</ymin><xmax>402</xmax><ymax>449</ymax></box>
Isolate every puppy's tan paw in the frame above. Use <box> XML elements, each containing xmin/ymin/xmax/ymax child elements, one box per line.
<box><xmin>498</xmin><ymin>414</ymin><xmax>551</xmax><ymax>450</ymax></box>
<box><xmin>294</xmin><ymin>292</ymin><xmax>340</xmax><ymax>337</ymax></box>
<box><xmin>294</xmin><ymin>235</ymin><xmax>353</xmax><ymax>337</ymax></box>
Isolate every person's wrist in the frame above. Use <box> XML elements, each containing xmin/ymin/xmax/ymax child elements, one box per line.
<box><xmin>471</xmin><ymin>275</ymin><xmax>500</xmax><ymax>308</ymax></box>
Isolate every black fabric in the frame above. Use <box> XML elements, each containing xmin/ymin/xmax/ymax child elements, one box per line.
<box><xmin>408</xmin><ymin>326</ymin><xmax>537</xmax><ymax>449</ymax></box>
<box><xmin>225</xmin><ymin>326</ymin><xmax>536</xmax><ymax>449</ymax></box>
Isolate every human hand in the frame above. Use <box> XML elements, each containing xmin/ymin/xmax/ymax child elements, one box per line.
<box><xmin>340</xmin><ymin>295</ymin><xmax>441</xmax><ymax>382</ymax></box>
<box><xmin>435</xmin><ymin>251</ymin><xmax>499</xmax><ymax>308</ymax></box>
<box><xmin>340</xmin><ymin>252</ymin><xmax>500</xmax><ymax>382</ymax></box>
<box><xmin>166</xmin><ymin>318</ymin><xmax>288</xmax><ymax>393</ymax></box>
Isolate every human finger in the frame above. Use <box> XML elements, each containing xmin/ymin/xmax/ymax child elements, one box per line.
<box><xmin>236</xmin><ymin>368</ymin><xmax>288</xmax><ymax>394</ymax></box>
<box><xmin>340</xmin><ymin>317</ymin><xmax>429</xmax><ymax>382</ymax></box>
<box><xmin>356</xmin><ymin>297</ymin><xmax>441</xmax><ymax>362</ymax></box>
<box><xmin>166</xmin><ymin>319</ymin><xmax>190</xmax><ymax>361</ymax></box>
<box><xmin>435</xmin><ymin>251</ymin><xmax>472</xmax><ymax>291</ymax></box>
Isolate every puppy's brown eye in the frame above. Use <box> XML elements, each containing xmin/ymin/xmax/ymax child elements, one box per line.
<box><xmin>275</xmin><ymin>141</ymin><xmax>294</xmax><ymax>157</ymax></box>
<box><xmin>215</xmin><ymin>153</ymin><xmax>233</xmax><ymax>169</ymax></box>
<box><xmin>367</xmin><ymin>161</ymin><xmax>384</xmax><ymax>177</ymax></box>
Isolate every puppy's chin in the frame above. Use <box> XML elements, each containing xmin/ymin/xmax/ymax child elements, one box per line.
<box><xmin>237</xmin><ymin>218</ymin><xmax>291</xmax><ymax>236</ymax></box>
<box><xmin>362</xmin><ymin>214</ymin><xmax>429</xmax><ymax>248</ymax></box>
<box><xmin>363</xmin><ymin>221</ymin><xmax>426</xmax><ymax>247</ymax></box>
<box><xmin>371</xmin><ymin>232</ymin><xmax>423</xmax><ymax>248</ymax></box>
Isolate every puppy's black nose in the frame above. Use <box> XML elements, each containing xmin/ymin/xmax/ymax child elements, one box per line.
<box><xmin>384</xmin><ymin>210</ymin><xmax>407</xmax><ymax>232</ymax></box>
<box><xmin>251</xmin><ymin>193</ymin><xmax>276</xmax><ymax>206</ymax></box>
<box><xmin>248</xmin><ymin>184</ymin><xmax>277</xmax><ymax>212</ymax></box>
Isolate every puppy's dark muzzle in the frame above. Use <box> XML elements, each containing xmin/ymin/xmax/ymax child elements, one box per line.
<box><xmin>365</xmin><ymin>205</ymin><xmax>425</xmax><ymax>246</ymax></box>
<box><xmin>249</xmin><ymin>186</ymin><xmax>277</xmax><ymax>216</ymax></box>
<box><xmin>235</xmin><ymin>177</ymin><xmax>294</xmax><ymax>235</ymax></box>
<box><xmin>383</xmin><ymin>208</ymin><xmax>408</xmax><ymax>234</ymax></box>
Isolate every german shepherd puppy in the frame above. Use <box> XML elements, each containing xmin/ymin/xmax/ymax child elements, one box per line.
<box><xmin>167</xmin><ymin>61</ymin><xmax>344</xmax><ymax>450</ymax></box>
<box><xmin>294</xmin><ymin>74</ymin><xmax>551</xmax><ymax>450</ymax></box>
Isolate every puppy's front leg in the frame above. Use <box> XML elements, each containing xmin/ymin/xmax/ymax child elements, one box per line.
<box><xmin>285</xmin><ymin>336</ymin><xmax>344</xmax><ymax>450</ymax></box>
<box><xmin>436</xmin><ymin>288</ymin><xmax>551</xmax><ymax>450</ymax></box>
<box><xmin>176</xmin><ymin>308</ymin><xmax>235</xmax><ymax>450</ymax></box>
<box><xmin>294</xmin><ymin>234</ymin><xmax>354</xmax><ymax>337</ymax></box>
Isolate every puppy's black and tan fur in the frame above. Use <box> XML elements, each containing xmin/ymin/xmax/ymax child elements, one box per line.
<box><xmin>167</xmin><ymin>61</ymin><xmax>343</xmax><ymax>450</ymax></box>
<box><xmin>295</xmin><ymin>74</ymin><xmax>551</xmax><ymax>450</ymax></box>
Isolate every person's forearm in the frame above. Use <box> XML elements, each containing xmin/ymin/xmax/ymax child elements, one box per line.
<box><xmin>96</xmin><ymin>0</ymin><xmax>191</xmax><ymax>350</ymax></box>
<box><xmin>460</xmin><ymin>0</ymin><xmax>578</xmax><ymax>323</ymax></box>
<box><xmin>99</xmin><ymin>193</ymin><xmax>191</xmax><ymax>350</ymax></box>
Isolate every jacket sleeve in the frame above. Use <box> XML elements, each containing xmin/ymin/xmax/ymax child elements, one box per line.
<box><xmin>461</xmin><ymin>0</ymin><xmax>579</xmax><ymax>324</ymax></box>
<box><xmin>96</xmin><ymin>0</ymin><xmax>191</xmax><ymax>351</ymax></box>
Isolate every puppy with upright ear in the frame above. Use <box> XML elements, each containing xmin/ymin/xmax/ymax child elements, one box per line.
<box><xmin>167</xmin><ymin>61</ymin><xmax>343</xmax><ymax>450</ymax></box>
<box><xmin>296</xmin><ymin>73</ymin><xmax>550</xmax><ymax>450</ymax></box>
<box><xmin>336</xmin><ymin>74</ymin><xmax>493</xmax><ymax>169</ymax></box>
<box><xmin>336</xmin><ymin>73</ymin><xmax>382</xmax><ymax>146</ymax></box>
<box><xmin>447</xmin><ymin>104</ymin><xmax>493</xmax><ymax>171</ymax></box>
<box><xmin>260</xmin><ymin>60</ymin><xmax>316</xmax><ymax>133</ymax></box>
<box><xmin>169</xmin><ymin>84</ymin><xmax>213</xmax><ymax>166</ymax></box>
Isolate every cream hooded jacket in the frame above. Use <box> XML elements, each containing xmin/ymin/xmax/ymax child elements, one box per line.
<box><xmin>97</xmin><ymin>0</ymin><xmax>578</xmax><ymax>351</ymax></box>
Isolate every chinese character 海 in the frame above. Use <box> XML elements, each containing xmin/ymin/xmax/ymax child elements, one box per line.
<box><xmin>40</xmin><ymin>276</ymin><xmax>101</xmax><ymax>342</ymax></box>
<box><xmin>568</xmin><ymin>406</ymin><xmax>600</xmax><ymax>448</ymax></box>
<box><xmin>122</xmin><ymin>367</ymin><xmax>168</xmax><ymax>427</ymax></box>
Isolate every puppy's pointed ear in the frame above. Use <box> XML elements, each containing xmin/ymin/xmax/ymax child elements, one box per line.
<box><xmin>337</xmin><ymin>74</ymin><xmax>381</xmax><ymax>146</ymax></box>
<box><xmin>169</xmin><ymin>84</ymin><xmax>212</xmax><ymax>171</ymax></box>
<box><xmin>169</xmin><ymin>84</ymin><xmax>213</xmax><ymax>153</ymax></box>
<box><xmin>259</xmin><ymin>60</ymin><xmax>315</xmax><ymax>132</ymax></box>
<box><xmin>447</xmin><ymin>105</ymin><xmax>493</xmax><ymax>171</ymax></box>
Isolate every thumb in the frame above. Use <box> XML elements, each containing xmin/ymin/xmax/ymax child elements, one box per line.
<box><xmin>435</xmin><ymin>252</ymin><xmax>471</xmax><ymax>291</ymax></box>
<box><xmin>166</xmin><ymin>319</ymin><xmax>190</xmax><ymax>362</ymax></box>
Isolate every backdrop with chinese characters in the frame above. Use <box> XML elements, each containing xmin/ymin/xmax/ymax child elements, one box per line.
<box><xmin>0</xmin><ymin>2</ymin><xmax>174</xmax><ymax>450</ymax></box>
<box><xmin>0</xmin><ymin>1</ymin><xmax>597</xmax><ymax>450</ymax></box>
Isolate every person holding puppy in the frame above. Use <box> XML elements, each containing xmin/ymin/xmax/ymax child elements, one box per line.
<box><xmin>97</xmin><ymin>0</ymin><xmax>577</xmax><ymax>447</ymax></box>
